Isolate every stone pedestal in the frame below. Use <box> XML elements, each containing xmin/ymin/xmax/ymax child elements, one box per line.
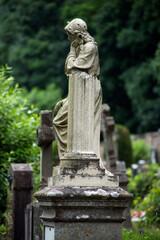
<box><xmin>35</xmin><ymin>73</ymin><xmax>132</xmax><ymax>239</ymax></box>
<box><xmin>35</xmin><ymin>186</ymin><xmax>132</xmax><ymax>240</ymax></box>
<box><xmin>50</xmin><ymin>73</ymin><xmax>116</xmax><ymax>187</ymax></box>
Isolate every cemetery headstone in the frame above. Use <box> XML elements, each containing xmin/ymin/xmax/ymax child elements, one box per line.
<box><xmin>6</xmin><ymin>164</ymin><xmax>33</xmax><ymax>240</ymax></box>
<box><xmin>25</xmin><ymin>110</ymin><xmax>55</xmax><ymax>240</ymax></box>
<box><xmin>36</xmin><ymin>110</ymin><xmax>55</xmax><ymax>187</ymax></box>
<box><xmin>101</xmin><ymin>104</ymin><xmax>117</xmax><ymax>171</ymax></box>
<box><xmin>25</xmin><ymin>201</ymin><xmax>42</xmax><ymax>240</ymax></box>
<box><xmin>116</xmin><ymin>161</ymin><xmax>132</xmax><ymax>228</ymax></box>
<box><xmin>131</xmin><ymin>163</ymin><xmax>139</xmax><ymax>177</ymax></box>
<box><xmin>150</xmin><ymin>146</ymin><xmax>159</xmax><ymax>164</ymax></box>
<box><xmin>35</xmin><ymin>18</ymin><xmax>132</xmax><ymax>240</ymax></box>
<box><xmin>102</xmin><ymin>103</ymin><xmax>132</xmax><ymax>228</ymax></box>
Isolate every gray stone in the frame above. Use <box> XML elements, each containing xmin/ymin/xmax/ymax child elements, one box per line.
<box><xmin>35</xmin><ymin>18</ymin><xmax>133</xmax><ymax>240</ymax></box>
<box><xmin>102</xmin><ymin>104</ymin><xmax>132</xmax><ymax>229</ymax></box>
<box><xmin>150</xmin><ymin>146</ymin><xmax>159</xmax><ymax>164</ymax></box>
<box><xmin>101</xmin><ymin>104</ymin><xmax>117</xmax><ymax>172</ymax></box>
<box><xmin>116</xmin><ymin>161</ymin><xmax>132</xmax><ymax>229</ymax></box>
<box><xmin>25</xmin><ymin>201</ymin><xmax>43</xmax><ymax>240</ymax></box>
<box><xmin>35</xmin><ymin>186</ymin><xmax>132</xmax><ymax>240</ymax></box>
<box><xmin>36</xmin><ymin>110</ymin><xmax>55</xmax><ymax>187</ymax></box>
<box><xmin>6</xmin><ymin>164</ymin><xmax>33</xmax><ymax>240</ymax></box>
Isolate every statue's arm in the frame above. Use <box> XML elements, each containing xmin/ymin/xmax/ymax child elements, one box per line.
<box><xmin>66</xmin><ymin>42</ymin><xmax>96</xmax><ymax>71</ymax></box>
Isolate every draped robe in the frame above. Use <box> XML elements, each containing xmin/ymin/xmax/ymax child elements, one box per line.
<box><xmin>53</xmin><ymin>40</ymin><xmax>102</xmax><ymax>161</ymax></box>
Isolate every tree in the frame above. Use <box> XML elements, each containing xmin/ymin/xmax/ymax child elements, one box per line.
<box><xmin>0</xmin><ymin>0</ymin><xmax>160</xmax><ymax>133</ymax></box>
<box><xmin>22</xmin><ymin>83</ymin><xmax>62</xmax><ymax>111</ymax></box>
<box><xmin>61</xmin><ymin>0</ymin><xmax>160</xmax><ymax>132</ymax></box>
<box><xmin>0</xmin><ymin>0</ymin><xmax>68</xmax><ymax>92</ymax></box>
<box><xmin>0</xmin><ymin>66</ymin><xmax>40</xmax><ymax>224</ymax></box>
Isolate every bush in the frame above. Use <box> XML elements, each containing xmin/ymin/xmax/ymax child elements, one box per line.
<box><xmin>0</xmin><ymin>66</ymin><xmax>40</xmax><ymax>224</ymax></box>
<box><xmin>139</xmin><ymin>176</ymin><xmax>160</xmax><ymax>226</ymax></box>
<box><xmin>122</xmin><ymin>228</ymin><xmax>160</xmax><ymax>240</ymax></box>
<box><xmin>128</xmin><ymin>164</ymin><xmax>159</xmax><ymax>207</ymax></box>
<box><xmin>128</xmin><ymin>163</ymin><xmax>160</xmax><ymax>226</ymax></box>
<box><xmin>22</xmin><ymin>83</ymin><xmax>62</xmax><ymax>111</ymax></box>
<box><xmin>116</xmin><ymin>124</ymin><xmax>133</xmax><ymax>167</ymax></box>
<box><xmin>132</xmin><ymin>139</ymin><xmax>150</xmax><ymax>163</ymax></box>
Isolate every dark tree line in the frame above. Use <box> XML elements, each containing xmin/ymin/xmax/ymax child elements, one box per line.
<box><xmin>0</xmin><ymin>0</ymin><xmax>160</xmax><ymax>133</ymax></box>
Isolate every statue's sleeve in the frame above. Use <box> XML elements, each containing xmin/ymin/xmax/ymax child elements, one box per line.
<box><xmin>66</xmin><ymin>42</ymin><xmax>96</xmax><ymax>71</ymax></box>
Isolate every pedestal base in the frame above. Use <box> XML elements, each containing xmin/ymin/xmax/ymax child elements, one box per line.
<box><xmin>35</xmin><ymin>186</ymin><xmax>132</xmax><ymax>240</ymax></box>
<box><xmin>49</xmin><ymin>153</ymin><xmax>119</xmax><ymax>187</ymax></box>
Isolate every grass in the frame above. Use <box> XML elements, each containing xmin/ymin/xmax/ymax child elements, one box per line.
<box><xmin>122</xmin><ymin>228</ymin><xmax>160</xmax><ymax>240</ymax></box>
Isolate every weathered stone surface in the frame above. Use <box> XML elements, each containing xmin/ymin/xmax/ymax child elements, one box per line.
<box><xmin>116</xmin><ymin>161</ymin><xmax>132</xmax><ymax>228</ymax></box>
<box><xmin>25</xmin><ymin>201</ymin><xmax>43</xmax><ymax>240</ymax></box>
<box><xmin>50</xmin><ymin>154</ymin><xmax>118</xmax><ymax>188</ymax></box>
<box><xmin>7</xmin><ymin>164</ymin><xmax>33</xmax><ymax>240</ymax></box>
<box><xmin>36</xmin><ymin>110</ymin><xmax>55</xmax><ymax>187</ymax></box>
<box><xmin>35</xmin><ymin>186</ymin><xmax>132</xmax><ymax>240</ymax></box>
<box><xmin>34</xmin><ymin>18</ymin><xmax>133</xmax><ymax>240</ymax></box>
<box><xmin>101</xmin><ymin>104</ymin><xmax>117</xmax><ymax>171</ymax></box>
<box><xmin>102</xmin><ymin>104</ymin><xmax>132</xmax><ymax>229</ymax></box>
<box><xmin>53</xmin><ymin>19</ymin><xmax>102</xmax><ymax>162</ymax></box>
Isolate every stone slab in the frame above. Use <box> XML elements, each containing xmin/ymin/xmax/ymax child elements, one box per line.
<box><xmin>35</xmin><ymin>186</ymin><xmax>132</xmax><ymax>240</ymax></box>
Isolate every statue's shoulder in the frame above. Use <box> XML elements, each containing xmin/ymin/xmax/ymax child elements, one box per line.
<box><xmin>83</xmin><ymin>41</ymin><xmax>97</xmax><ymax>52</ymax></box>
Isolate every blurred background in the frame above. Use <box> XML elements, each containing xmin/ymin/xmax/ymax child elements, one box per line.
<box><xmin>1</xmin><ymin>1</ymin><xmax>160</xmax><ymax>237</ymax></box>
<box><xmin>1</xmin><ymin>0</ymin><xmax>160</xmax><ymax>133</ymax></box>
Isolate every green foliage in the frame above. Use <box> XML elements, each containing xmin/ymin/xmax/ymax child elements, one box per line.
<box><xmin>128</xmin><ymin>163</ymin><xmax>160</xmax><ymax>226</ymax></box>
<box><xmin>0</xmin><ymin>66</ymin><xmax>40</xmax><ymax>223</ymax></box>
<box><xmin>0</xmin><ymin>224</ymin><xmax>6</xmax><ymax>240</ymax></box>
<box><xmin>116</xmin><ymin>124</ymin><xmax>133</xmax><ymax>167</ymax></box>
<box><xmin>139</xmin><ymin>176</ymin><xmax>160</xmax><ymax>226</ymax></box>
<box><xmin>132</xmin><ymin>139</ymin><xmax>150</xmax><ymax>163</ymax></box>
<box><xmin>122</xmin><ymin>228</ymin><xmax>160</xmax><ymax>240</ymax></box>
<box><xmin>22</xmin><ymin>83</ymin><xmax>62</xmax><ymax>111</ymax></box>
<box><xmin>1</xmin><ymin>0</ymin><xmax>160</xmax><ymax>132</ymax></box>
<box><xmin>0</xmin><ymin>0</ymin><xmax>68</xmax><ymax>92</ymax></box>
<box><xmin>128</xmin><ymin>164</ymin><xmax>159</xmax><ymax>206</ymax></box>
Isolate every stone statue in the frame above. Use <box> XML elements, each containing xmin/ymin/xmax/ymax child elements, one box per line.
<box><xmin>35</xmin><ymin>20</ymin><xmax>132</xmax><ymax>240</ymax></box>
<box><xmin>53</xmin><ymin>18</ymin><xmax>102</xmax><ymax>163</ymax></box>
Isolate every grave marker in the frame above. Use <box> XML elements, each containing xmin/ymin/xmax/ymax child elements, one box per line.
<box><xmin>35</xmin><ymin>18</ymin><xmax>132</xmax><ymax>240</ymax></box>
<box><xmin>36</xmin><ymin>110</ymin><xmax>54</xmax><ymax>187</ymax></box>
<box><xmin>6</xmin><ymin>164</ymin><xmax>33</xmax><ymax>240</ymax></box>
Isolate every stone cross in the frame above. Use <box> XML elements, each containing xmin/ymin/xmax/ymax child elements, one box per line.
<box><xmin>101</xmin><ymin>104</ymin><xmax>117</xmax><ymax>171</ymax></box>
<box><xmin>36</xmin><ymin>110</ymin><xmax>54</xmax><ymax>186</ymax></box>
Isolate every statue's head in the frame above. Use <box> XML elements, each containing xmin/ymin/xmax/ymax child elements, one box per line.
<box><xmin>65</xmin><ymin>18</ymin><xmax>87</xmax><ymax>42</ymax></box>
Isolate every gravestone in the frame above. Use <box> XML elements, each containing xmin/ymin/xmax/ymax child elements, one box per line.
<box><xmin>25</xmin><ymin>201</ymin><xmax>43</xmax><ymax>240</ymax></box>
<box><xmin>35</xmin><ymin>18</ymin><xmax>132</xmax><ymax>240</ymax></box>
<box><xmin>138</xmin><ymin>159</ymin><xmax>148</xmax><ymax>174</ymax></box>
<box><xmin>131</xmin><ymin>163</ymin><xmax>139</xmax><ymax>176</ymax></box>
<box><xmin>113</xmin><ymin>128</ymin><xmax>119</xmax><ymax>160</ymax></box>
<box><xmin>25</xmin><ymin>110</ymin><xmax>55</xmax><ymax>240</ymax></box>
<box><xmin>102</xmin><ymin>104</ymin><xmax>132</xmax><ymax>228</ymax></box>
<box><xmin>116</xmin><ymin>161</ymin><xmax>132</xmax><ymax>228</ymax></box>
<box><xmin>150</xmin><ymin>146</ymin><xmax>159</xmax><ymax>164</ymax></box>
<box><xmin>36</xmin><ymin>110</ymin><xmax>55</xmax><ymax>187</ymax></box>
<box><xmin>101</xmin><ymin>104</ymin><xmax>117</xmax><ymax>172</ymax></box>
<box><xmin>6</xmin><ymin>164</ymin><xmax>33</xmax><ymax>240</ymax></box>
